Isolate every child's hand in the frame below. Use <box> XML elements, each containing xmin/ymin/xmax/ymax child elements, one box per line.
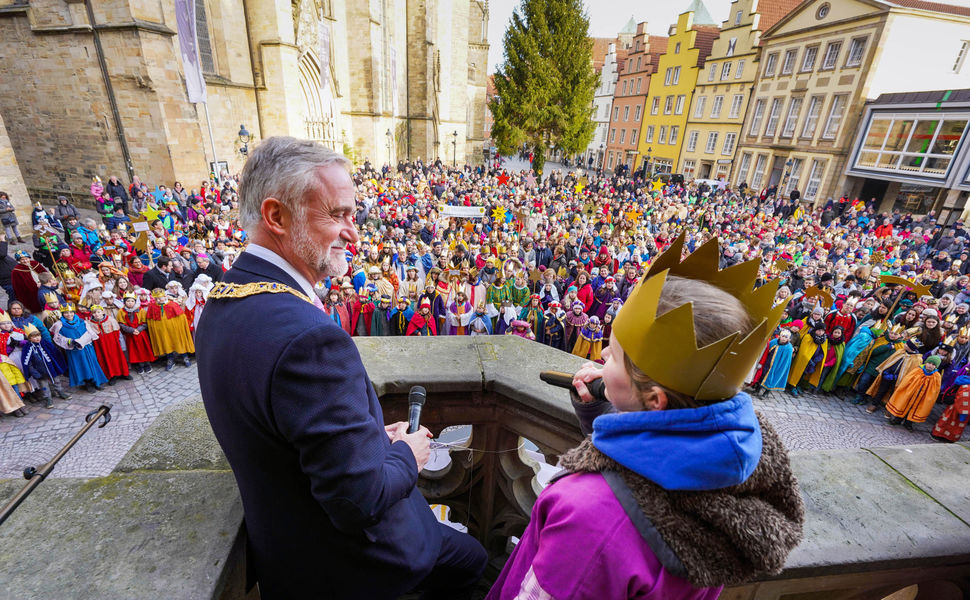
<box><xmin>572</xmin><ymin>362</ymin><xmax>603</xmax><ymax>403</ymax></box>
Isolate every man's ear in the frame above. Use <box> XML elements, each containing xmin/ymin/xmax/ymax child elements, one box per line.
<box><xmin>259</xmin><ymin>198</ymin><xmax>289</xmax><ymax>236</ymax></box>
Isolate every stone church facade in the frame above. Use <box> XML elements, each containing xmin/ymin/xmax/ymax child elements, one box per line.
<box><xmin>0</xmin><ymin>0</ymin><xmax>488</xmax><ymax>212</ymax></box>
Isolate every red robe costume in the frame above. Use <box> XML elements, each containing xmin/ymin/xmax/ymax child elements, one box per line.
<box><xmin>89</xmin><ymin>314</ymin><xmax>129</xmax><ymax>378</ymax></box>
<box><xmin>932</xmin><ymin>385</ymin><xmax>970</xmax><ymax>442</ymax></box>
<box><xmin>406</xmin><ymin>311</ymin><xmax>437</xmax><ymax>336</ymax></box>
<box><xmin>349</xmin><ymin>300</ymin><xmax>374</xmax><ymax>336</ymax></box>
<box><xmin>119</xmin><ymin>308</ymin><xmax>156</xmax><ymax>363</ymax></box>
<box><xmin>65</xmin><ymin>243</ymin><xmax>92</xmax><ymax>273</ymax></box>
<box><xmin>824</xmin><ymin>310</ymin><xmax>857</xmax><ymax>343</ymax></box>
<box><xmin>11</xmin><ymin>260</ymin><xmax>50</xmax><ymax>313</ymax></box>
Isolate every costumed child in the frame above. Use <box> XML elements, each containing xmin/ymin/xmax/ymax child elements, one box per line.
<box><xmin>864</xmin><ymin>335</ymin><xmax>925</xmax><ymax>414</ymax></box>
<box><xmin>50</xmin><ymin>303</ymin><xmax>109</xmax><ymax>392</ymax></box>
<box><xmin>753</xmin><ymin>329</ymin><xmax>795</xmax><ymax>396</ymax></box>
<box><xmin>11</xmin><ymin>250</ymin><xmax>50</xmax><ymax>314</ymax></box>
<box><xmin>932</xmin><ymin>376</ymin><xmax>970</xmax><ymax>442</ymax></box>
<box><xmin>519</xmin><ymin>294</ymin><xmax>545</xmax><ymax>342</ymax></box>
<box><xmin>564</xmin><ymin>300</ymin><xmax>589</xmax><ymax>350</ymax></box>
<box><xmin>388</xmin><ymin>297</ymin><xmax>414</xmax><ymax>336</ymax></box>
<box><xmin>349</xmin><ymin>290</ymin><xmax>374</xmax><ymax>337</ymax></box>
<box><xmin>0</xmin><ymin>314</ymin><xmax>32</xmax><ymax>400</ymax></box>
<box><xmin>494</xmin><ymin>298</ymin><xmax>518</xmax><ymax>335</ymax></box>
<box><xmin>0</xmin><ymin>374</ymin><xmax>27</xmax><ymax>417</ymax></box>
<box><xmin>370</xmin><ymin>294</ymin><xmax>393</xmax><ymax>337</ymax></box>
<box><xmin>145</xmin><ymin>288</ymin><xmax>195</xmax><ymax>371</ymax></box>
<box><xmin>787</xmin><ymin>324</ymin><xmax>829</xmax><ymax>396</ymax></box>
<box><xmin>88</xmin><ymin>304</ymin><xmax>131</xmax><ymax>383</ymax></box>
<box><xmin>21</xmin><ymin>324</ymin><xmax>69</xmax><ymax>408</ymax></box>
<box><xmin>506</xmin><ymin>319</ymin><xmax>536</xmax><ymax>341</ymax></box>
<box><xmin>487</xmin><ymin>233</ymin><xmax>803</xmax><ymax>600</ymax></box>
<box><xmin>851</xmin><ymin>324</ymin><xmax>907</xmax><ymax>405</ymax></box>
<box><xmin>571</xmin><ymin>315</ymin><xmax>603</xmax><ymax>362</ymax></box>
<box><xmin>185</xmin><ymin>280</ymin><xmax>210</xmax><ymax>333</ymax></box>
<box><xmin>446</xmin><ymin>291</ymin><xmax>473</xmax><ymax>336</ymax></box>
<box><xmin>541</xmin><ymin>301</ymin><xmax>566</xmax><ymax>351</ymax></box>
<box><xmin>406</xmin><ymin>297</ymin><xmax>437</xmax><ymax>336</ymax></box>
<box><xmin>118</xmin><ymin>293</ymin><xmax>156</xmax><ymax>374</ymax></box>
<box><xmin>817</xmin><ymin>325</ymin><xmax>845</xmax><ymax>393</ymax></box>
<box><xmin>467</xmin><ymin>301</ymin><xmax>493</xmax><ymax>336</ymax></box>
<box><xmin>884</xmin><ymin>354</ymin><xmax>943</xmax><ymax>430</ymax></box>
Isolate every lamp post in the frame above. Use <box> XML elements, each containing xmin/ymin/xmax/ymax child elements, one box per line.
<box><xmin>236</xmin><ymin>124</ymin><xmax>252</xmax><ymax>158</ymax></box>
<box><xmin>386</xmin><ymin>129</ymin><xmax>393</xmax><ymax>165</ymax></box>
<box><xmin>782</xmin><ymin>157</ymin><xmax>794</xmax><ymax>194</ymax></box>
<box><xmin>452</xmin><ymin>130</ymin><xmax>458</xmax><ymax>167</ymax></box>
<box><xmin>642</xmin><ymin>146</ymin><xmax>653</xmax><ymax>179</ymax></box>
<box><xmin>599</xmin><ymin>143</ymin><xmax>604</xmax><ymax>169</ymax></box>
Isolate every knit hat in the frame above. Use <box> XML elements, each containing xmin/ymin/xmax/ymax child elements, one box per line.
<box><xmin>926</xmin><ymin>355</ymin><xmax>942</xmax><ymax>367</ymax></box>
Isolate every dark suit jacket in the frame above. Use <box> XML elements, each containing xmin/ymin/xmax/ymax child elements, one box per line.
<box><xmin>196</xmin><ymin>252</ymin><xmax>441</xmax><ymax>599</ymax></box>
<box><xmin>141</xmin><ymin>266</ymin><xmax>171</xmax><ymax>292</ymax></box>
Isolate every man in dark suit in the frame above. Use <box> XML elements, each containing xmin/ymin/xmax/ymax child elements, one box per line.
<box><xmin>141</xmin><ymin>256</ymin><xmax>173</xmax><ymax>292</ymax></box>
<box><xmin>196</xmin><ymin>137</ymin><xmax>485</xmax><ymax>599</ymax></box>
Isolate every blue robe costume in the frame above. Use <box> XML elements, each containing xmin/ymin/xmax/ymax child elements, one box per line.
<box><xmin>467</xmin><ymin>312</ymin><xmax>493</xmax><ymax>336</ymax></box>
<box><xmin>837</xmin><ymin>326</ymin><xmax>875</xmax><ymax>381</ymax></box>
<box><xmin>55</xmin><ymin>315</ymin><xmax>108</xmax><ymax>387</ymax></box>
<box><xmin>761</xmin><ymin>339</ymin><xmax>794</xmax><ymax>391</ymax></box>
<box><xmin>21</xmin><ymin>337</ymin><xmax>67</xmax><ymax>380</ymax></box>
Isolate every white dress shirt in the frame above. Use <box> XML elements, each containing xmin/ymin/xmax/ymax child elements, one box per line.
<box><xmin>244</xmin><ymin>243</ymin><xmax>317</xmax><ymax>301</ymax></box>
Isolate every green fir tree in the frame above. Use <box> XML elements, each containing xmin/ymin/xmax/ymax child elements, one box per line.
<box><xmin>489</xmin><ymin>0</ymin><xmax>598</xmax><ymax>178</ymax></box>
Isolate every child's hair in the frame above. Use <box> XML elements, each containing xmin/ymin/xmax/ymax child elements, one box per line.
<box><xmin>38</xmin><ymin>272</ymin><xmax>54</xmax><ymax>285</ymax></box>
<box><xmin>622</xmin><ymin>275</ymin><xmax>753</xmax><ymax>410</ymax></box>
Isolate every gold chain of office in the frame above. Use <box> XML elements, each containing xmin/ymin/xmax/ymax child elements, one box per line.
<box><xmin>207</xmin><ymin>282</ymin><xmax>314</xmax><ymax>305</ymax></box>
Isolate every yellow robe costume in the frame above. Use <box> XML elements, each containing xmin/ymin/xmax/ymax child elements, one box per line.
<box><xmin>788</xmin><ymin>336</ymin><xmax>828</xmax><ymax>388</ymax></box>
<box><xmin>572</xmin><ymin>329</ymin><xmax>603</xmax><ymax>361</ymax></box>
<box><xmin>886</xmin><ymin>367</ymin><xmax>941</xmax><ymax>423</ymax></box>
<box><xmin>146</xmin><ymin>300</ymin><xmax>195</xmax><ymax>356</ymax></box>
<box><xmin>865</xmin><ymin>350</ymin><xmax>923</xmax><ymax>397</ymax></box>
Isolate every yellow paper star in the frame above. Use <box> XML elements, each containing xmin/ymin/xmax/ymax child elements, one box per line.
<box><xmin>574</xmin><ymin>183</ymin><xmax>584</xmax><ymax>193</ymax></box>
<box><xmin>491</xmin><ymin>207</ymin><xmax>507</xmax><ymax>221</ymax></box>
<box><xmin>141</xmin><ymin>206</ymin><xmax>161</xmax><ymax>221</ymax></box>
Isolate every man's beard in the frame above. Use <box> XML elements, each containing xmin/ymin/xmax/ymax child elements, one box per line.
<box><xmin>292</xmin><ymin>221</ymin><xmax>345</xmax><ymax>279</ymax></box>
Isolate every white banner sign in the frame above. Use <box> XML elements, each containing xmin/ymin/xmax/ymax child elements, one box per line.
<box><xmin>440</xmin><ymin>205</ymin><xmax>486</xmax><ymax>218</ymax></box>
<box><xmin>318</xmin><ymin>20</ymin><xmax>331</xmax><ymax>92</ymax></box>
<box><xmin>174</xmin><ymin>0</ymin><xmax>207</xmax><ymax>103</ymax></box>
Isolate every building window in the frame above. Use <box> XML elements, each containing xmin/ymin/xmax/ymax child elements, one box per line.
<box><xmin>854</xmin><ymin>116</ymin><xmax>968</xmax><ymax>177</ymax></box>
<box><xmin>694</xmin><ymin>96</ymin><xmax>707</xmax><ymax>119</ymax></box>
<box><xmin>675</xmin><ymin>42</ymin><xmax>681</xmax><ymax>54</ymax></box>
<box><xmin>636</xmin><ymin>78</ymin><xmax>642</xmax><ymax>93</ymax></box>
<box><xmin>821</xmin><ymin>41</ymin><xmax>841</xmax><ymax>70</ymax></box>
<box><xmin>623</xmin><ymin>106</ymin><xmax>630</xmax><ymax>121</ymax></box>
<box><xmin>652</xmin><ymin>97</ymin><xmax>660</xmax><ymax>115</ymax></box>
<box><xmin>781</xmin><ymin>49</ymin><xmax>797</xmax><ymax>74</ymax></box>
<box><xmin>764</xmin><ymin>53</ymin><xmax>778</xmax><ymax>76</ymax></box>
<box><xmin>805</xmin><ymin>159</ymin><xmax>825</xmax><ymax>200</ymax></box>
<box><xmin>659</xmin><ymin>126</ymin><xmax>668</xmax><ymax>144</ymax></box>
<box><xmin>670</xmin><ymin>126</ymin><xmax>679</xmax><ymax>145</ymax></box>
<box><xmin>608</xmin><ymin>152</ymin><xmax>614</xmax><ymax>168</ymax></box>
<box><xmin>683</xmin><ymin>159</ymin><xmax>696</xmax><ymax>178</ymax></box>
<box><xmin>846</xmin><ymin>37</ymin><xmax>867</xmax><ymax>67</ymax></box>
<box><xmin>634</xmin><ymin>105</ymin><xmax>641</xmax><ymax>121</ymax></box>
<box><xmin>721</xmin><ymin>62</ymin><xmax>732</xmax><ymax>80</ymax></box>
<box><xmin>675</xmin><ymin>95</ymin><xmax>685</xmax><ymax>115</ymax></box>
<box><xmin>729</xmin><ymin>94</ymin><xmax>744</xmax><ymax>119</ymax></box>
<box><xmin>735</xmin><ymin>59</ymin><xmax>745</xmax><ymax>78</ymax></box>
<box><xmin>631</xmin><ymin>129</ymin><xmax>637</xmax><ymax>143</ymax></box>
<box><xmin>705</xmin><ymin>132</ymin><xmax>718</xmax><ymax>153</ymax></box>
<box><xmin>764</xmin><ymin>98</ymin><xmax>783</xmax><ymax>137</ymax></box>
<box><xmin>781</xmin><ymin>97</ymin><xmax>802</xmax><ymax>138</ymax></box>
<box><xmin>735</xmin><ymin>10</ymin><xmax>742</xmax><ymax>26</ymax></box>
<box><xmin>620</xmin><ymin>129</ymin><xmax>627</xmax><ymax>144</ymax></box>
<box><xmin>954</xmin><ymin>41</ymin><xmax>969</xmax><ymax>73</ymax></box>
<box><xmin>801</xmin><ymin>95</ymin><xmax>823</xmax><ymax>138</ymax></box>
<box><xmin>637</xmin><ymin>57</ymin><xmax>642</xmax><ymax>71</ymax></box>
<box><xmin>722</xmin><ymin>132</ymin><xmax>737</xmax><ymax>155</ymax></box>
<box><xmin>195</xmin><ymin>0</ymin><xmax>216</xmax><ymax>74</ymax></box>
<box><xmin>751</xmin><ymin>154</ymin><xmax>767</xmax><ymax>188</ymax></box>
<box><xmin>673</xmin><ymin>66</ymin><xmax>681</xmax><ymax>85</ymax></box>
<box><xmin>801</xmin><ymin>46</ymin><xmax>818</xmax><ymax>72</ymax></box>
<box><xmin>687</xmin><ymin>130</ymin><xmax>699</xmax><ymax>152</ymax></box>
<box><xmin>727</xmin><ymin>38</ymin><xmax>737</xmax><ymax>57</ymax></box>
<box><xmin>646</xmin><ymin>125</ymin><xmax>655</xmax><ymax>143</ymax></box>
<box><xmin>736</xmin><ymin>152</ymin><xmax>752</xmax><ymax>185</ymax></box>
<box><xmin>711</xmin><ymin>95</ymin><xmax>724</xmax><ymax>119</ymax></box>
<box><xmin>614</xmin><ymin>106</ymin><xmax>620</xmax><ymax>121</ymax></box>
<box><xmin>622</xmin><ymin>80</ymin><xmax>628</xmax><ymax>95</ymax></box>
<box><xmin>664</xmin><ymin>95</ymin><xmax>674</xmax><ymax>114</ymax></box>
<box><xmin>748</xmin><ymin>98</ymin><xmax>766</xmax><ymax>136</ymax></box>
<box><xmin>822</xmin><ymin>94</ymin><xmax>847</xmax><ymax>139</ymax></box>
<box><xmin>665</xmin><ymin>68</ymin><xmax>673</xmax><ymax>85</ymax></box>
<box><xmin>708</xmin><ymin>63</ymin><xmax>717</xmax><ymax>81</ymax></box>
<box><xmin>785</xmin><ymin>158</ymin><xmax>804</xmax><ymax>194</ymax></box>
<box><xmin>610</xmin><ymin>128</ymin><xmax>616</xmax><ymax>142</ymax></box>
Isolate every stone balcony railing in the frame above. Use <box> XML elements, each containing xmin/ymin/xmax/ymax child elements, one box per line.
<box><xmin>0</xmin><ymin>336</ymin><xmax>969</xmax><ymax>600</ymax></box>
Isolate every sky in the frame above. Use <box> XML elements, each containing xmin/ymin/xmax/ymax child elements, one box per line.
<box><xmin>486</xmin><ymin>0</ymin><xmax>970</xmax><ymax>75</ymax></box>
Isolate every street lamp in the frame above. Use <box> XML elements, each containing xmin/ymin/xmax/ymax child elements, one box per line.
<box><xmin>599</xmin><ymin>143</ymin><xmax>604</xmax><ymax>168</ymax></box>
<box><xmin>386</xmin><ymin>129</ymin><xmax>393</xmax><ymax>165</ymax></box>
<box><xmin>782</xmin><ymin>158</ymin><xmax>794</xmax><ymax>194</ymax></box>
<box><xmin>452</xmin><ymin>130</ymin><xmax>458</xmax><ymax>167</ymax></box>
<box><xmin>237</xmin><ymin>124</ymin><xmax>252</xmax><ymax>156</ymax></box>
<box><xmin>642</xmin><ymin>146</ymin><xmax>653</xmax><ymax>179</ymax></box>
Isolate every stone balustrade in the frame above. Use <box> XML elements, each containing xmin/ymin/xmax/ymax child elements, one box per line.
<box><xmin>0</xmin><ymin>335</ymin><xmax>968</xmax><ymax>599</ymax></box>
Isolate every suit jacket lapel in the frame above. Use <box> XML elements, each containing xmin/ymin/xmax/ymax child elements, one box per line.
<box><xmin>228</xmin><ymin>252</ymin><xmax>306</xmax><ymax>293</ymax></box>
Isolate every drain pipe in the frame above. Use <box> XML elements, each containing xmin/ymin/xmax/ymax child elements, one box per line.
<box><xmin>241</xmin><ymin>0</ymin><xmax>265</xmax><ymax>139</ymax></box>
<box><xmin>84</xmin><ymin>0</ymin><xmax>135</xmax><ymax>180</ymax></box>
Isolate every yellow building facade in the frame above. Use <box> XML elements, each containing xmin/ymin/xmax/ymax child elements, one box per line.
<box><xmin>678</xmin><ymin>0</ymin><xmax>799</xmax><ymax>181</ymax></box>
<box><xmin>636</xmin><ymin>11</ymin><xmax>719</xmax><ymax>175</ymax></box>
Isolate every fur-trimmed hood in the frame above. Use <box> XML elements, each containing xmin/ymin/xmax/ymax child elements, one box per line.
<box><xmin>558</xmin><ymin>413</ymin><xmax>804</xmax><ymax>588</ymax></box>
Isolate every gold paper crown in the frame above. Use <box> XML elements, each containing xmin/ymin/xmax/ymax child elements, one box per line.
<box><xmin>613</xmin><ymin>232</ymin><xmax>788</xmax><ymax>401</ymax></box>
<box><xmin>960</xmin><ymin>326</ymin><xmax>970</xmax><ymax>338</ymax></box>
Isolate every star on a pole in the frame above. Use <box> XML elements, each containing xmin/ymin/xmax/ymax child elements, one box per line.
<box><xmin>497</xmin><ymin>173</ymin><xmax>510</xmax><ymax>186</ymax></box>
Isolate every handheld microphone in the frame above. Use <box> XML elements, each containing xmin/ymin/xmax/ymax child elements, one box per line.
<box><xmin>407</xmin><ymin>385</ymin><xmax>427</xmax><ymax>434</ymax></box>
<box><xmin>539</xmin><ymin>370</ymin><xmax>608</xmax><ymax>402</ymax></box>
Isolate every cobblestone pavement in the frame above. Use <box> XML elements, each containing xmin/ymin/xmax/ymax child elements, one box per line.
<box><xmin>0</xmin><ymin>363</ymin><xmax>200</xmax><ymax>479</ymax></box>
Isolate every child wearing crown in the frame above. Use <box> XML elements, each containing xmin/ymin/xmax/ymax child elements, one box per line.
<box><xmin>88</xmin><ymin>304</ymin><xmax>131</xmax><ymax>383</ymax></box>
<box><xmin>118</xmin><ymin>292</ymin><xmax>156</xmax><ymax>374</ymax></box>
<box><xmin>21</xmin><ymin>324</ymin><xmax>69</xmax><ymax>408</ymax></box>
<box><xmin>50</xmin><ymin>303</ymin><xmax>108</xmax><ymax>392</ymax></box>
<box><xmin>487</xmin><ymin>234</ymin><xmax>803</xmax><ymax>600</ymax></box>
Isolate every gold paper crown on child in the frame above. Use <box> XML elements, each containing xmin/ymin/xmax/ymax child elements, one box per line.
<box><xmin>613</xmin><ymin>232</ymin><xmax>789</xmax><ymax>402</ymax></box>
<box><xmin>23</xmin><ymin>324</ymin><xmax>40</xmax><ymax>337</ymax></box>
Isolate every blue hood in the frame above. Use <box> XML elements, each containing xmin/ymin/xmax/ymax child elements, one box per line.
<box><xmin>591</xmin><ymin>392</ymin><xmax>762</xmax><ymax>491</ymax></box>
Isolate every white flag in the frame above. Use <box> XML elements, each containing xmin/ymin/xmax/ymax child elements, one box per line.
<box><xmin>175</xmin><ymin>0</ymin><xmax>207</xmax><ymax>104</ymax></box>
<box><xmin>319</xmin><ymin>21</ymin><xmax>331</xmax><ymax>92</ymax></box>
